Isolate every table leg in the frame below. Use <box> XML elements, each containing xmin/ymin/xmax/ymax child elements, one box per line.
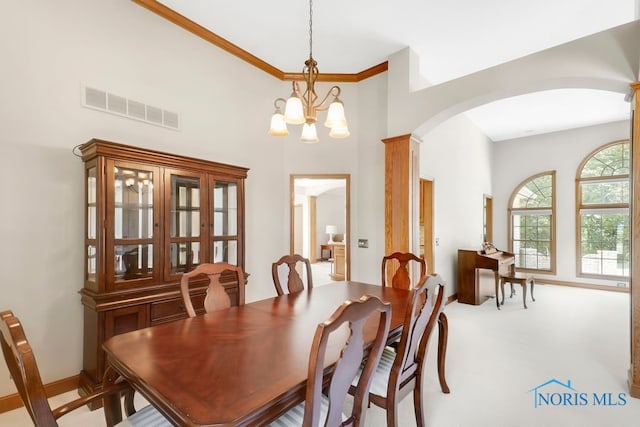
<box><xmin>103</xmin><ymin>366</ymin><xmax>124</xmax><ymax>426</ymax></box>
<box><xmin>522</xmin><ymin>280</ymin><xmax>528</xmax><ymax>309</ymax></box>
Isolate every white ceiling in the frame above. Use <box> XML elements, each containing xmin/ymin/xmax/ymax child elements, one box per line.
<box><xmin>156</xmin><ymin>0</ymin><xmax>638</xmax><ymax>141</ymax></box>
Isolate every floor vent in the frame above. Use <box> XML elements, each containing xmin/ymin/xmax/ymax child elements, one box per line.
<box><xmin>82</xmin><ymin>85</ymin><xmax>180</xmax><ymax>131</ymax></box>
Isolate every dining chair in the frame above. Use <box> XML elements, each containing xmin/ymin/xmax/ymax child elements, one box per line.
<box><xmin>180</xmin><ymin>262</ymin><xmax>245</xmax><ymax>317</ymax></box>
<box><xmin>0</xmin><ymin>310</ymin><xmax>170</xmax><ymax>427</ymax></box>
<box><xmin>381</xmin><ymin>252</ymin><xmax>450</xmax><ymax>394</ymax></box>
<box><xmin>271</xmin><ymin>254</ymin><xmax>313</xmax><ymax>296</ymax></box>
<box><xmin>268</xmin><ymin>295</ymin><xmax>391</xmax><ymax>427</ymax></box>
<box><xmin>351</xmin><ymin>274</ymin><xmax>446</xmax><ymax>427</ymax></box>
<box><xmin>381</xmin><ymin>252</ymin><xmax>426</xmax><ymax>290</ymax></box>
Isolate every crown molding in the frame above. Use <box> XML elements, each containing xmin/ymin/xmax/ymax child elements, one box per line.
<box><xmin>132</xmin><ymin>0</ymin><xmax>387</xmax><ymax>82</ymax></box>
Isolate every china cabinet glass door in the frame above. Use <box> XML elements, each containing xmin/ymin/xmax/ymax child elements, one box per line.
<box><xmin>85</xmin><ymin>162</ymin><xmax>98</xmax><ymax>290</ymax></box>
<box><xmin>165</xmin><ymin>169</ymin><xmax>206</xmax><ymax>279</ymax></box>
<box><xmin>106</xmin><ymin>160</ymin><xmax>160</xmax><ymax>289</ymax></box>
<box><xmin>209</xmin><ymin>177</ymin><xmax>242</xmax><ymax>266</ymax></box>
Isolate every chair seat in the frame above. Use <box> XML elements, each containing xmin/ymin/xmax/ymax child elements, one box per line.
<box><xmin>268</xmin><ymin>395</ymin><xmax>344</xmax><ymax>426</ymax></box>
<box><xmin>500</xmin><ymin>272</ymin><xmax>532</xmax><ymax>282</ymax></box>
<box><xmin>352</xmin><ymin>346</ymin><xmax>396</xmax><ymax>398</ymax></box>
<box><xmin>116</xmin><ymin>404</ymin><xmax>172</xmax><ymax>427</ymax></box>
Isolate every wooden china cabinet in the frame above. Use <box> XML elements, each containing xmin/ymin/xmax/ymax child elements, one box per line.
<box><xmin>78</xmin><ymin>139</ymin><xmax>248</xmax><ymax>402</ymax></box>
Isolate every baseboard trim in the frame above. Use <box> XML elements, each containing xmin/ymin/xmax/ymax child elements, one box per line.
<box><xmin>446</xmin><ymin>293</ymin><xmax>457</xmax><ymax>305</ymax></box>
<box><xmin>446</xmin><ymin>278</ymin><xmax>627</xmax><ymax>306</ymax></box>
<box><xmin>541</xmin><ymin>278</ymin><xmax>630</xmax><ymax>293</ymax></box>
<box><xmin>0</xmin><ymin>375</ymin><xmax>79</xmax><ymax>414</ymax></box>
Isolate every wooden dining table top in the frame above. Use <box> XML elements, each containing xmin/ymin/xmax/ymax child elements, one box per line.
<box><xmin>102</xmin><ymin>281</ymin><xmax>410</xmax><ymax>426</ymax></box>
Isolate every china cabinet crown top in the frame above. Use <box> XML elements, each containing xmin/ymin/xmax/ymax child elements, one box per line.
<box><xmin>79</xmin><ymin>138</ymin><xmax>249</xmax><ymax>179</ymax></box>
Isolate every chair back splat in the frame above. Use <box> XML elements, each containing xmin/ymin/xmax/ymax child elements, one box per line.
<box><xmin>381</xmin><ymin>252</ymin><xmax>426</xmax><ymax>290</ymax></box>
<box><xmin>180</xmin><ymin>262</ymin><xmax>245</xmax><ymax>317</ymax></box>
<box><xmin>271</xmin><ymin>254</ymin><xmax>313</xmax><ymax>296</ymax></box>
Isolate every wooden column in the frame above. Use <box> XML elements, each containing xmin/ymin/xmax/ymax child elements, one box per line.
<box><xmin>383</xmin><ymin>134</ymin><xmax>420</xmax><ymax>257</ymax></box>
<box><xmin>630</xmin><ymin>81</ymin><xmax>640</xmax><ymax>398</ymax></box>
<box><xmin>308</xmin><ymin>196</ymin><xmax>317</xmax><ymax>262</ymax></box>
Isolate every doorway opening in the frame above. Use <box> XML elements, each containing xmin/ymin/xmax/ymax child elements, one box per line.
<box><xmin>290</xmin><ymin>174</ymin><xmax>350</xmax><ymax>285</ymax></box>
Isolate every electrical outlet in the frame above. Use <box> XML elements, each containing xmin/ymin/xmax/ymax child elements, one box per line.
<box><xmin>617</xmin><ymin>282</ymin><xmax>628</xmax><ymax>288</ymax></box>
<box><xmin>358</xmin><ymin>239</ymin><xmax>368</xmax><ymax>248</ymax></box>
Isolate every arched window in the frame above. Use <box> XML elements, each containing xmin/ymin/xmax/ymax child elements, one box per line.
<box><xmin>576</xmin><ymin>140</ymin><xmax>630</xmax><ymax>278</ymax></box>
<box><xmin>508</xmin><ymin>171</ymin><xmax>555</xmax><ymax>273</ymax></box>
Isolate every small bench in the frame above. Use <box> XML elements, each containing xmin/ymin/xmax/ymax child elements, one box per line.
<box><xmin>498</xmin><ymin>272</ymin><xmax>535</xmax><ymax>309</ymax></box>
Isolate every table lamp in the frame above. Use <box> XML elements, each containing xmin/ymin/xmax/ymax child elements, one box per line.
<box><xmin>325</xmin><ymin>225</ymin><xmax>337</xmax><ymax>244</ymax></box>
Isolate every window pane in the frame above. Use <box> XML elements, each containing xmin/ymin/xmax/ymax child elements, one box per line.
<box><xmin>581</xmin><ymin>142</ymin><xmax>630</xmax><ymax>178</ymax></box>
<box><xmin>87</xmin><ymin>167</ymin><xmax>97</xmax><ymax>239</ymax></box>
<box><xmin>114</xmin><ymin>244</ymin><xmax>154</xmax><ymax>281</ymax></box>
<box><xmin>581</xmin><ymin>180</ymin><xmax>629</xmax><ymax>205</ymax></box>
<box><xmin>170</xmin><ymin>242</ymin><xmax>201</xmax><ymax>274</ymax></box>
<box><xmin>213</xmin><ymin>182</ymin><xmax>238</xmax><ymax>236</ymax></box>
<box><xmin>171</xmin><ymin>175</ymin><xmax>201</xmax><ymax>238</ymax></box>
<box><xmin>114</xmin><ymin>167</ymin><xmax>154</xmax><ymax>239</ymax></box>
<box><xmin>212</xmin><ymin>240</ymin><xmax>238</xmax><ymax>264</ymax></box>
<box><xmin>87</xmin><ymin>245</ymin><xmax>97</xmax><ymax>281</ymax></box>
<box><xmin>512</xmin><ymin>174</ymin><xmax>552</xmax><ymax>208</ymax></box>
<box><xmin>512</xmin><ymin>213</ymin><xmax>551</xmax><ymax>270</ymax></box>
<box><xmin>580</xmin><ymin>212</ymin><xmax>629</xmax><ymax>276</ymax></box>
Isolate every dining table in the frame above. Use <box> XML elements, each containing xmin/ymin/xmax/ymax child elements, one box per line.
<box><xmin>102</xmin><ymin>281</ymin><xmax>411</xmax><ymax>426</ymax></box>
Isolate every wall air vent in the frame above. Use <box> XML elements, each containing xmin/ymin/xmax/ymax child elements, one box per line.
<box><xmin>81</xmin><ymin>85</ymin><xmax>180</xmax><ymax>131</ymax></box>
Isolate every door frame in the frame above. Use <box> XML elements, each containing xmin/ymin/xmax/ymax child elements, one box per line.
<box><xmin>420</xmin><ymin>179</ymin><xmax>434</xmax><ymax>274</ymax></box>
<box><xmin>290</xmin><ymin>174</ymin><xmax>351</xmax><ymax>281</ymax></box>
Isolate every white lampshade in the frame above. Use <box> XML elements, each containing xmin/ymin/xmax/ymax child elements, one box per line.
<box><xmin>284</xmin><ymin>93</ymin><xmax>305</xmax><ymax>124</ymax></box>
<box><xmin>325</xmin><ymin>225</ymin><xmax>337</xmax><ymax>234</ymax></box>
<box><xmin>329</xmin><ymin>123</ymin><xmax>350</xmax><ymax>138</ymax></box>
<box><xmin>300</xmin><ymin>122</ymin><xmax>319</xmax><ymax>143</ymax></box>
<box><xmin>324</xmin><ymin>98</ymin><xmax>347</xmax><ymax>128</ymax></box>
<box><xmin>268</xmin><ymin>112</ymin><xmax>289</xmax><ymax>136</ymax></box>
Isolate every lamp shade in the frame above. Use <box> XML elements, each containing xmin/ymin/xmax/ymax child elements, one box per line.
<box><xmin>329</xmin><ymin>124</ymin><xmax>350</xmax><ymax>138</ymax></box>
<box><xmin>301</xmin><ymin>122</ymin><xmax>319</xmax><ymax>143</ymax></box>
<box><xmin>325</xmin><ymin>225</ymin><xmax>337</xmax><ymax>234</ymax></box>
<box><xmin>284</xmin><ymin>93</ymin><xmax>305</xmax><ymax>124</ymax></box>
<box><xmin>268</xmin><ymin>112</ymin><xmax>289</xmax><ymax>136</ymax></box>
<box><xmin>324</xmin><ymin>99</ymin><xmax>347</xmax><ymax>128</ymax></box>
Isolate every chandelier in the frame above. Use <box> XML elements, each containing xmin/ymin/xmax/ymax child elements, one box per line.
<box><xmin>268</xmin><ymin>0</ymin><xmax>349</xmax><ymax>143</ymax></box>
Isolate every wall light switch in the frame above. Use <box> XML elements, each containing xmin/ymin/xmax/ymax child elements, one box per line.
<box><xmin>358</xmin><ymin>239</ymin><xmax>369</xmax><ymax>248</ymax></box>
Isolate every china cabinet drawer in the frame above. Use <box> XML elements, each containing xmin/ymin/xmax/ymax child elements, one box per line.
<box><xmin>150</xmin><ymin>294</ymin><xmax>206</xmax><ymax>324</ymax></box>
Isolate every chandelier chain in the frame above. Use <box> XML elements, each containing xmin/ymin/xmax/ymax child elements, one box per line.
<box><xmin>309</xmin><ymin>0</ymin><xmax>313</xmax><ymax>59</ymax></box>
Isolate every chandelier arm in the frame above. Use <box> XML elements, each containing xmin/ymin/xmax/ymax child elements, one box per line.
<box><xmin>274</xmin><ymin>97</ymin><xmax>287</xmax><ymax>109</ymax></box>
<box><xmin>314</xmin><ymin>86</ymin><xmax>341</xmax><ymax>112</ymax></box>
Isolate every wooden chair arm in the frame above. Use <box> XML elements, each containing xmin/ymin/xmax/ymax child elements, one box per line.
<box><xmin>51</xmin><ymin>380</ymin><xmax>132</xmax><ymax>420</ymax></box>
